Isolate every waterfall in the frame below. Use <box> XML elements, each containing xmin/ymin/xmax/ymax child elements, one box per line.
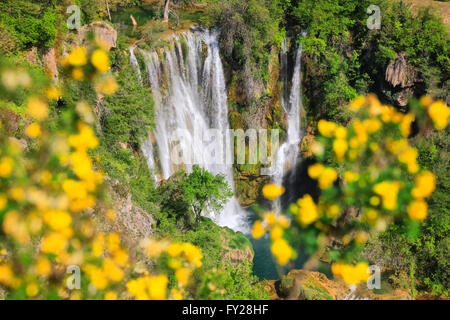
<box><xmin>135</xmin><ymin>29</ymin><xmax>248</xmax><ymax>233</ymax></box>
<box><xmin>129</xmin><ymin>46</ymin><xmax>141</xmax><ymax>81</ymax></box>
<box><xmin>271</xmin><ymin>39</ymin><xmax>304</xmax><ymax>210</ymax></box>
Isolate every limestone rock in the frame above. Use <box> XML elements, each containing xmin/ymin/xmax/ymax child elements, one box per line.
<box><xmin>221</xmin><ymin>227</ymin><xmax>254</xmax><ymax>265</ymax></box>
<box><xmin>42</xmin><ymin>47</ymin><xmax>59</xmax><ymax>80</ymax></box>
<box><xmin>78</xmin><ymin>21</ymin><xmax>117</xmax><ymax>51</ymax></box>
<box><xmin>267</xmin><ymin>269</ymin><xmax>413</xmax><ymax>300</ymax></box>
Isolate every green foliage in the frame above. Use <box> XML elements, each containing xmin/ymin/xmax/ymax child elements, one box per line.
<box><xmin>177</xmin><ymin>218</ymin><xmax>268</xmax><ymax>300</ymax></box>
<box><xmin>203</xmin><ymin>0</ymin><xmax>286</xmax><ymax>101</ymax></box>
<box><xmin>157</xmin><ymin>166</ymin><xmax>233</xmax><ymax>228</ymax></box>
<box><xmin>366</xmin><ymin>129</ymin><xmax>449</xmax><ymax>296</ymax></box>
<box><xmin>182</xmin><ymin>165</ymin><xmax>233</xmax><ymax>223</ymax></box>
<box><xmin>102</xmin><ymin>64</ymin><xmax>154</xmax><ymax>149</ymax></box>
<box><xmin>295</xmin><ymin>0</ymin><xmax>449</xmax><ymax>122</ymax></box>
<box><xmin>0</xmin><ymin>0</ymin><xmax>61</xmax><ymax>51</ymax></box>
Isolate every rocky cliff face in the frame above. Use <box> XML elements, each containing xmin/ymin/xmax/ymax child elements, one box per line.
<box><xmin>77</xmin><ymin>21</ymin><xmax>118</xmax><ymax>50</ymax></box>
<box><xmin>93</xmin><ymin>178</ymin><xmax>155</xmax><ymax>254</ymax></box>
<box><xmin>383</xmin><ymin>53</ymin><xmax>422</xmax><ymax>107</ymax></box>
<box><xmin>264</xmin><ymin>269</ymin><xmax>412</xmax><ymax>300</ymax></box>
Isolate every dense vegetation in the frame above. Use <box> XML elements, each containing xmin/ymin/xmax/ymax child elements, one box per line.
<box><xmin>0</xmin><ymin>0</ymin><xmax>448</xmax><ymax>299</ymax></box>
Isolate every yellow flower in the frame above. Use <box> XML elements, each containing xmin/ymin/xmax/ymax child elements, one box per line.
<box><xmin>369</xmin><ymin>142</ymin><xmax>379</xmax><ymax>152</ymax></box>
<box><xmin>297</xmin><ymin>194</ymin><xmax>319</xmax><ymax>225</ymax></box>
<box><xmin>45</xmin><ymin>86</ymin><xmax>61</xmax><ymax>100</ymax></box>
<box><xmin>428</xmin><ymin>101</ymin><xmax>449</xmax><ymax>130</ymax></box>
<box><xmin>400</xmin><ymin>113</ymin><xmax>415</xmax><ymax>137</ymax></box>
<box><xmin>92</xmin><ymin>234</ymin><xmax>105</xmax><ymax>257</ymax></box>
<box><xmin>103</xmin><ymin>258</ymin><xmax>124</xmax><ymax>282</ymax></box>
<box><xmin>353</xmin><ymin>119</ymin><xmax>367</xmax><ymax>144</ymax></box>
<box><xmin>91</xmin><ymin>49</ymin><xmax>110</xmax><ymax>72</ymax></box>
<box><xmin>364</xmin><ymin>118</ymin><xmax>381</xmax><ymax>133</ymax></box>
<box><xmin>318</xmin><ymin>167</ymin><xmax>337</xmax><ymax>189</ymax></box>
<box><xmin>181</xmin><ymin>243</ymin><xmax>202</xmax><ymax>267</ymax></box>
<box><xmin>251</xmin><ymin>220</ymin><xmax>265</xmax><ymax>239</ymax></box>
<box><xmin>373</xmin><ymin>181</ymin><xmax>401</xmax><ymax>210</ymax></box>
<box><xmin>262</xmin><ymin>184</ymin><xmax>285</xmax><ymax>200</ymax></box>
<box><xmin>332</xmin><ymin>262</ymin><xmax>369</xmax><ymax>285</ymax></box>
<box><xmin>25</xmin><ymin>123</ymin><xmax>42</xmax><ymax>138</ymax></box>
<box><xmin>419</xmin><ymin>96</ymin><xmax>433</xmax><ymax>108</ymax></box>
<box><xmin>175</xmin><ymin>268</ymin><xmax>191</xmax><ymax>287</ymax></box>
<box><xmin>106</xmin><ymin>209</ymin><xmax>117</xmax><ymax>221</ymax></box>
<box><xmin>41</xmin><ymin>232</ymin><xmax>68</xmax><ymax>254</ymax></box>
<box><xmin>67</xmin><ymin>47</ymin><xmax>88</xmax><ymax>66</ymax></box>
<box><xmin>167</xmin><ymin>243</ymin><xmax>183</xmax><ymax>257</ymax></box>
<box><xmin>411</xmin><ymin>171</ymin><xmax>436</xmax><ymax>199</ymax></box>
<box><xmin>68</xmin><ymin>123</ymin><xmax>99</xmax><ymax>150</ymax></box>
<box><xmin>407</xmin><ymin>200</ymin><xmax>427</xmax><ymax>220</ymax></box>
<box><xmin>148</xmin><ymin>274</ymin><xmax>169</xmax><ymax>300</ymax></box>
<box><xmin>96</xmin><ymin>77</ymin><xmax>118</xmax><ymax>95</ymax></box>
<box><xmin>72</xmin><ymin>68</ymin><xmax>84</xmax><ymax>80</ymax></box>
<box><xmin>270</xmin><ymin>226</ymin><xmax>283</xmax><ymax>240</ymax></box>
<box><xmin>335</xmin><ymin>126</ymin><xmax>347</xmax><ymax>139</ymax></box>
<box><xmin>168</xmin><ymin>258</ymin><xmax>182</xmax><ymax>270</ymax></box>
<box><xmin>398</xmin><ymin>147</ymin><xmax>419</xmax><ymax>173</ymax></box>
<box><xmin>141</xmin><ymin>239</ymin><xmax>169</xmax><ymax>258</ymax></box>
<box><xmin>170</xmin><ymin>288</ymin><xmax>183</xmax><ymax>300</ymax></box>
<box><xmin>277</xmin><ymin>215</ymin><xmax>291</xmax><ymax>228</ymax></box>
<box><xmin>44</xmin><ymin>210</ymin><xmax>72</xmax><ymax>231</ymax></box>
<box><xmin>0</xmin><ymin>264</ymin><xmax>13</xmax><ymax>286</ymax></box>
<box><xmin>26</xmin><ymin>283</ymin><xmax>39</xmax><ymax>297</ymax></box>
<box><xmin>326</xmin><ymin>204</ymin><xmax>340</xmax><ymax>218</ymax></box>
<box><xmin>270</xmin><ymin>238</ymin><xmax>293</xmax><ymax>265</ymax></box>
<box><xmin>308</xmin><ymin>163</ymin><xmax>324</xmax><ymax>179</ymax></box>
<box><xmin>0</xmin><ymin>194</ymin><xmax>7</xmax><ymax>210</ymax></box>
<box><xmin>26</xmin><ymin>97</ymin><xmax>49</xmax><ymax>120</ymax></box>
<box><xmin>355</xmin><ymin>232</ymin><xmax>369</xmax><ymax>245</ymax></box>
<box><xmin>318</xmin><ymin>120</ymin><xmax>337</xmax><ymax>137</ymax></box>
<box><xmin>369</xmin><ymin>196</ymin><xmax>380</xmax><ymax>206</ymax></box>
<box><xmin>348</xmin><ymin>96</ymin><xmax>366</xmax><ymax>111</ymax></box>
<box><xmin>333</xmin><ymin>138</ymin><xmax>348</xmax><ymax>160</ymax></box>
<box><xmin>344</xmin><ymin>171</ymin><xmax>359</xmax><ymax>183</ymax></box>
<box><xmin>0</xmin><ymin>157</ymin><xmax>14</xmax><ymax>177</ymax></box>
<box><xmin>367</xmin><ymin>94</ymin><xmax>382</xmax><ymax>116</ymax></box>
<box><xmin>85</xmin><ymin>265</ymin><xmax>108</xmax><ymax>290</ymax></box>
<box><xmin>105</xmin><ymin>291</ymin><xmax>117</xmax><ymax>300</ymax></box>
<box><xmin>366</xmin><ymin>209</ymin><xmax>378</xmax><ymax>221</ymax></box>
<box><xmin>263</xmin><ymin>212</ymin><xmax>276</xmax><ymax>225</ymax></box>
<box><xmin>36</xmin><ymin>256</ymin><xmax>51</xmax><ymax>276</ymax></box>
<box><xmin>9</xmin><ymin>187</ymin><xmax>25</xmax><ymax>201</ymax></box>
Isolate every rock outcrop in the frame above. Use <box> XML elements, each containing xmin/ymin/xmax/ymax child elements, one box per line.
<box><xmin>77</xmin><ymin>21</ymin><xmax>117</xmax><ymax>51</ymax></box>
<box><xmin>220</xmin><ymin>227</ymin><xmax>254</xmax><ymax>264</ymax></box>
<box><xmin>265</xmin><ymin>269</ymin><xmax>412</xmax><ymax>300</ymax></box>
<box><xmin>384</xmin><ymin>53</ymin><xmax>421</xmax><ymax>107</ymax></box>
<box><xmin>93</xmin><ymin>178</ymin><xmax>155</xmax><ymax>253</ymax></box>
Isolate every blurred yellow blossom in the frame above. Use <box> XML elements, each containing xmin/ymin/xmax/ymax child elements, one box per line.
<box><xmin>428</xmin><ymin>101</ymin><xmax>449</xmax><ymax>130</ymax></box>
<box><xmin>411</xmin><ymin>171</ymin><xmax>436</xmax><ymax>199</ymax></box>
<box><xmin>91</xmin><ymin>49</ymin><xmax>110</xmax><ymax>72</ymax></box>
<box><xmin>407</xmin><ymin>200</ymin><xmax>427</xmax><ymax>220</ymax></box>
<box><xmin>297</xmin><ymin>194</ymin><xmax>319</xmax><ymax>225</ymax></box>
<box><xmin>262</xmin><ymin>184</ymin><xmax>285</xmax><ymax>200</ymax></box>
<box><xmin>251</xmin><ymin>220</ymin><xmax>265</xmax><ymax>239</ymax></box>
<box><xmin>270</xmin><ymin>238</ymin><xmax>293</xmax><ymax>265</ymax></box>
<box><xmin>25</xmin><ymin>123</ymin><xmax>41</xmax><ymax>138</ymax></box>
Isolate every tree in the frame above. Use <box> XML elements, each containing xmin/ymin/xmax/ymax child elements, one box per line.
<box><xmin>182</xmin><ymin>166</ymin><xmax>233</xmax><ymax>224</ymax></box>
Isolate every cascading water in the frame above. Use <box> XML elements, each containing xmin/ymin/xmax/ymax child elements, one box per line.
<box><xmin>134</xmin><ymin>29</ymin><xmax>248</xmax><ymax>233</ymax></box>
<box><xmin>129</xmin><ymin>46</ymin><xmax>141</xmax><ymax>81</ymax></box>
<box><xmin>271</xmin><ymin>38</ymin><xmax>305</xmax><ymax>210</ymax></box>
